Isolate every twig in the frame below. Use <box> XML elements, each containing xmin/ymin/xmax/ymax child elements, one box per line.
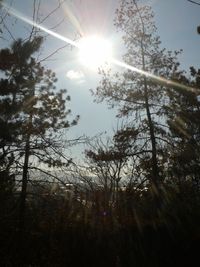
<box><xmin>187</xmin><ymin>0</ymin><xmax>200</xmax><ymax>6</ymax></box>
<box><xmin>39</xmin><ymin>0</ymin><xmax>65</xmax><ymax>24</ymax></box>
<box><xmin>39</xmin><ymin>44</ymin><xmax>71</xmax><ymax>63</ymax></box>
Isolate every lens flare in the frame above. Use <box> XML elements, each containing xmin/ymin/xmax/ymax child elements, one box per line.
<box><xmin>2</xmin><ymin>3</ymin><xmax>198</xmax><ymax>94</ymax></box>
<box><xmin>2</xmin><ymin>3</ymin><xmax>78</xmax><ymax>48</ymax></box>
<box><xmin>62</xmin><ymin>2</ymin><xmax>84</xmax><ymax>37</ymax></box>
<box><xmin>112</xmin><ymin>59</ymin><xmax>197</xmax><ymax>93</ymax></box>
<box><xmin>78</xmin><ymin>35</ymin><xmax>112</xmax><ymax>69</ymax></box>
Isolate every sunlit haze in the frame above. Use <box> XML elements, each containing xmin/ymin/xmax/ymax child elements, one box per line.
<box><xmin>2</xmin><ymin>2</ymin><xmax>195</xmax><ymax>94</ymax></box>
<box><xmin>1</xmin><ymin>1</ymin><xmax>200</xmax><ymax>263</ymax></box>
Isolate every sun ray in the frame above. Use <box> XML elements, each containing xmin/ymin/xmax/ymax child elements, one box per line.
<box><xmin>2</xmin><ymin>3</ymin><xmax>78</xmax><ymax>48</ymax></box>
<box><xmin>62</xmin><ymin>2</ymin><xmax>84</xmax><ymax>37</ymax></box>
<box><xmin>2</xmin><ymin>3</ymin><xmax>199</xmax><ymax>94</ymax></box>
<box><xmin>112</xmin><ymin>59</ymin><xmax>198</xmax><ymax>93</ymax></box>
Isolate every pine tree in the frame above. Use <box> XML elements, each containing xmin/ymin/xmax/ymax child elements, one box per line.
<box><xmin>166</xmin><ymin>67</ymin><xmax>200</xmax><ymax>188</ymax></box>
<box><xmin>0</xmin><ymin>37</ymin><xmax>79</xmax><ymax>229</ymax></box>
<box><xmin>92</xmin><ymin>0</ymin><xmax>181</xmax><ymax>195</ymax></box>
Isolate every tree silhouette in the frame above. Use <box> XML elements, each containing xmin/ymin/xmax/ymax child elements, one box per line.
<box><xmin>166</xmin><ymin>67</ymin><xmax>200</xmax><ymax>189</ymax></box>
<box><xmin>0</xmin><ymin>36</ymin><xmax>79</xmax><ymax>229</ymax></box>
<box><xmin>92</xmin><ymin>0</ymin><xmax>181</xmax><ymax>201</ymax></box>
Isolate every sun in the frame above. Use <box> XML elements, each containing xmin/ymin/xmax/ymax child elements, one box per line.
<box><xmin>78</xmin><ymin>35</ymin><xmax>113</xmax><ymax>69</ymax></box>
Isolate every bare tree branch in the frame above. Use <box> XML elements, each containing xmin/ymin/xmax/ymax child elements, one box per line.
<box><xmin>187</xmin><ymin>0</ymin><xmax>200</xmax><ymax>6</ymax></box>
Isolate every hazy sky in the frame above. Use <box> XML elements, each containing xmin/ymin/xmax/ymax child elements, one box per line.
<box><xmin>1</xmin><ymin>0</ymin><xmax>200</xmax><ymax>159</ymax></box>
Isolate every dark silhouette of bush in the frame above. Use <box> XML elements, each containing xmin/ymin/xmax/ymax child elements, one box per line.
<box><xmin>0</xmin><ymin>181</ymin><xmax>200</xmax><ymax>267</ymax></box>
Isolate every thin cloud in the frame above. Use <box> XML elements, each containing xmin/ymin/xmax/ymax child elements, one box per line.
<box><xmin>66</xmin><ymin>70</ymin><xmax>84</xmax><ymax>80</ymax></box>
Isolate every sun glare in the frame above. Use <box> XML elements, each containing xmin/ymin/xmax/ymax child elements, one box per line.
<box><xmin>78</xmin><ymin>35</ymin><xmax>112</xmax><ymax>69</ymax></box>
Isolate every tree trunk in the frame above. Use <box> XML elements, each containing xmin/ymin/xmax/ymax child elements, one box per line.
<box><xmin>19</xmin><ymin>133</ymin><xmax>30</xmax><ymax>230</ymax></box>
<box><xmin>143</xmin><ymin>76</ymin><xmax>159</xmax><ymax>187</ymax></box>
<box><xmin>139</xmin><ymin>19</ymin><xmax>160</xmax><ymax>204</ymax></box>
<box><xmin>137</xmin><ymin>3</ymin><xmax>159</xmax><ymax>189</ymax></box>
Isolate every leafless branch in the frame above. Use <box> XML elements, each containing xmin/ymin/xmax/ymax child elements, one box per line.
<box><xmin>31</xmin><ymin>166</ymin><xmax>70</xmax><ymax>189</ymax></box>
<box><xmin>187</xmin><ymin>0</ymin><xmax>200</xmax><ymax>6</ymax></box>
<box><xmin>39</xmin><ymin>44</ymin><xmax>70</xmax><ymax>63</ymax></box>
<box><xmin>2</xmin><ymin>21</ymin><xmax>16</xmax><ymax>41</ymax></box>
<box><xmin>39</xmin><ymin>0</ymin><xmax>65</xmax><ymax>24</ymax></box>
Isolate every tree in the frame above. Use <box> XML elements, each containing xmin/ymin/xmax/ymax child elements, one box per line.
<box><xmin>84</xmin><ymin>128</ymin><xmax>148</xmax><ymax>219</ymax></box>
<box><xmin>85</xmin><ymin>135</ymin><xmax>128</xmax><ymax>212</ymax></box>
<box><xmin>166</xmin><ymin>67</ymin><xmax>200</xmax><ymax>189</ymax></box>
<box><xmin>0</xmin><ymin>36</ymin><xmax>79</xmax><ymax>229</ymax></box>
<box><xmin>92</xmin><ymin>0</ymin><xmax>181</xmax><ymax>197</ymax></box>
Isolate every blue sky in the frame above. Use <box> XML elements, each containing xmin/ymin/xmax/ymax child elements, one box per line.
<box><xmin>153</xmin><ymin>0</ymin><xmax>200</xmax><ymax>69</ymax></box>
<box><xmin>1</xmin><ymin>0</ymin><xmax>200</xmax><ymax>159</ymax></box>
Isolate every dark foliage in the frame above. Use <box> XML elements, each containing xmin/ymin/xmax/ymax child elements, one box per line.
<box><xmin>0</xmin><ymin>182</ymin><xmax>200</xmax><ymax>267</ymax></box>
<box><xmin>0</xmin><ymin>1</ymin><xmax>200</xmax><ymax>266</ymax></box>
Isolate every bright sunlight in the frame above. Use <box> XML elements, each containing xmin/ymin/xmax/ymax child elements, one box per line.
<box><xmin>78</xmin><ymin>35</ymin><xmax>113</xmax><ymax>69</ymax></box>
